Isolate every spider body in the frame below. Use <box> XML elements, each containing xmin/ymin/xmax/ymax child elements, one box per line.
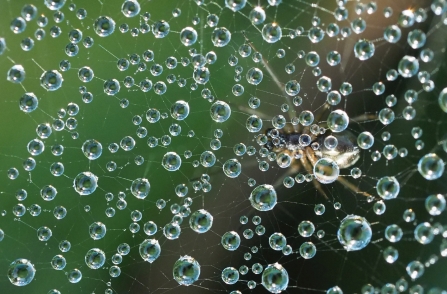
<box><xmin>266</xmin><ymin>128</ymin><xmax>360</xmax><ymax>171</ymax></box>
<box><xmin>314</xmin><ymin>130</ymin><xmax>360</xmax><ymax>169</ymax></box>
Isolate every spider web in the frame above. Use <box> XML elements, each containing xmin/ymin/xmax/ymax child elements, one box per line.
<box><xmin>0</xmin><ymin>0</ymin><xmax>446</xmax><ymax>293</ymax></box>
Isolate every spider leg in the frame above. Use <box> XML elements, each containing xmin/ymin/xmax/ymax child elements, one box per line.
<box><xmin>237</xmin><ymin>104</ymin><xmax>271</xmax><ymax>120</ymax></box>
<box><xmin>350</xmin><ymin>113</ymin><xmax>378</xmax><ymax>124</ymax></box>
<box><xmin>336</xmin><ymin>176</ymin><xmax>373</xmax><ymax>198</ymax></box>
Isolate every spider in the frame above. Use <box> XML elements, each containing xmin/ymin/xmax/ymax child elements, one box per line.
<box><xmin>239</xmin><ymin>30</ymin><xmax>375</xmax><ymax>200</ymax></box>
<box><xmin>263</xmin><ymin>124</ymin><xmax>371</xmax><ymax>200</ymax></box>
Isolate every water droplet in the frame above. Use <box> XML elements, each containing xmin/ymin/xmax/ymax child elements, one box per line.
<box><xmin>73</xmin><ymin>172</ymin><xmax>98</xmax><ymax>195</ymax></box>
<box><xmin>8</xmin><ymin>259</ymin><xmax>36</xmax><ymax>286</ymax></box>
<box><xmin>249</xmin><ymin>184</ymin><xmax>277</xmax><ymax>211</ymax></box>
<box><xmin>94</xmin><ymin>16</ymin><xmax>116</xmax><ymax>37</ymax></box>
<box><xmin>189</xmin><ymin>209</ymin><xmax>213</xmax><ymax>233</ymax></box>
<box><xmin>261</xmin><ymin>263</ymin><xmax>289</xmax><ymax>293</ymax></box>
<box><xmin>139</xmin><ymin>239</ymin><xmax>160</xmax><ymax>263</ymax></box>
<box><xmin>337</xmin><ymin>215</ymin><xmax>372</xmax><ymax>251</ymax></box>
<box><xmin>85</xmin><ymin>248</ymin><xmax>106</xmax><ymax>269</ymax></box>
<box><xmin>418</xmin><ymin>153</ymin><xmax>444</xmax><ymax>180</ymax></box>
<box><xmin>354</xmin><ymin>39</ymin><xmax>375</xmax><ymax>60</ymax></box>
<box><xmin>262</xmin><ymin>23</ymin><xmax>282</xmax><ymax>43</ymax></box>
<box><xmin>173</xmin><ymin>255</ymin><xmax>200</xmax><ymax>286</ymax></box>
<box><xmin>222</xmin><ymin>267</ymin><xmax>239</xmax><ymax>284</ymax></box>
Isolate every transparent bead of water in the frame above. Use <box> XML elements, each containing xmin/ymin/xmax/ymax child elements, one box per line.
<box><xmin>11</xmin><ymin>17</ymin><xmax>27</xmax><ymax>34</ymax></box>
<box><xmin>398</xmin><ymin>56</ymin><xmax>419</xmax><ymax>78</ymax></box>
<box><xmin>305</xmin><ymin>51</ymin><xmax>320</xmax><ymax>67</ymax></box>
<box><xmin>82</xmin><ymin>139</ymin><xmax>102</xmax><ymax>160</ymax></box>
<box><xmin>94</xmin><ymin>16</ymin><xmax>115</xmax><ymax>37</ymax></box>
<box><xmin>421</xmin><ymin>48</ymin><xmax>434</xmax><ymax>63</ymax></box>
<box><xmin>89</xmin><ymin>222</ymin><xmax>106</xmax><ymax>240</ymax></box>
<box><xmin>417</xmin><ymin>153</ymin><xmax>444</xmax><ymax>180</ymax></box>
<box><xmin>402</xmin><ymin>209</ymin><xmax>415</xmax><ymax>223</ymax></box>
<box><xmin>327</xmin><ymin>51</ymin><xmax>341</xmax><ymax>66</ymax></box>
<box><xmin>386</xmin><ymin>69</ymin><xmax>398</xmax><ymax>82</ymax></box>
<box><xmin>109</xmin><ymin>266</ymin><xmax>121</xmax><ymax>278</ymax></box>
<box><xmin>8</xmin><ymin>65</ymin><xmax>26</xmax><ymax>83</ymax></box>
<box><xmin>326</xmin><ymin>23</ymin><xmax>340</xmax><ymax>37</ymax></box>
<box><xmin>173</xmin><ymin>256</ymin><xmax>200</xmax><ymax>286</ymax></box>
<box><xmin>314</xmin><ymin>204</ymin><xmax>325</xmax><ymax>215</ymax></box>
<box><xmin>85</xmin><ymin>248</ymin><xmax>106</xmax><ymax>269</ymax></box>
<box><xmin>298</xmin><ymin>220</ymin><xmax>315</xmax><ymax>237</ymax></box>
<box><xmin>37</xmin><ymin>226</ymin><xmax>52</xmax><ymax>241</ymax></box>
<box><xmin>59</xmin><ymin>240</ymin><xmax>71</xmax><ymax>252</ymax></box>
<box><xmin>262</xmin><ymin>23</ymin><xmax>282</xmax><ymax>43</ymax></box>
<box><xmin>67</xmin><ymin>269</ymin><xmax>82</xmax><ymax>283</ymax></box>
<box><xmin>327</xmin><ymin>91</ymin><xmax>341</xmax><ymax>105</ymax></box>
<box><xmin>163</xmin><ymin>222</ymin><xmax>181</xmax><ymax>239</ymax></box>
<box><xmin>246</xmin><ymin>67</ymin><xmax>263</xmax><ymax>85</ymax></box>
<box><xmin>268</xmin><ymin>233</ymin><xmax>287</xmax><ymax>251</ymax></box>
<box><xmin>19</xmin><ymin>92</ymin><xmax>39</xmax><ymax>113</ymax></box>
<box><xmin>383</xmin><ymin>246</ymin><xmax>399</xmax><ymax>264</ymax></box>
<box><xmin>351</xmin><ymin>18</ymin><xmax>366</xmax><ymax>34</ymax></box>
<box><xmin>402</xmin><ymin>106</ymin><xmax>416</xmax><ymax>120</ymax></box>
<box><xmin>425</xmin><ymin>194</ymin><xmax>446</xmax><ymax>216</ymax></box>
<box><xmin>354</xmin><ymin>39</ymin><xmax>375</xmax><ymax>60</ymax></box>
<box><xmin>139</xmin><ymin>239</ymin><xmax>161</xmax><ymax>263</ymax></box>
<box><xmin>189</xmin><ymin>209</ymin><xmax>213</xmax><ymax>233</ymax></box>
<box><xmin>384</xmin><ymin>25</ymin><xmax>401</xmax><ymax>43</ymax></box>
<box><xmin>373</xmin><ymin>200</ymin><xmax>386</xmax><ymax>215</ymax></box>
<box><xmin>383</xmin><ymin>7</ymin><xmax>393</xmax><ymax>18</ymax></box>
<box><xmin>150</xmin><ymin>20</ymin><xmax>170</xmax><ymax>38</ymax></box>
<box><xmin>121</xmin><ymin>0</ymin><xmax>140</xmax><ymax>18</ymax></box>
<box><xmin>21</xmin><ymin>37</ymin><xmax>34</xmax><ymax>51</ymax></box>
<box><xmin>7</xmin><ymin>259</ymin><xmax>36</xmax><ymax>286</ymax></box>
<box><xmin>385</xmin><ymin>224</ymin><xmax>403</xmax><ymax>242</ymax></box>
<box><xmin>383</xmin><ymin>145</ymin><xmax>397</xmax><ymax>160</ymax></box>
<box><xmin>284</xmin><ymin>80</ymin><xmax>301</xmax><ymax>97</ymax></box>
<box><xmin>398</xmin><ymin>9</ymin><xmax>415</xmax><ymax>27</ymax></box>
<box><xmin>308</xmin><ymin>26</ymin><xmax>325</xmax><ymax>43</ymax></box>
<box><xmin>314</xmin><ymin>158</ymin><xmax>340</xmax><ymax>184</ymax></box>
<box><xmin>327</xmin><ymin>110</ymin><xmax>349</xmax><ymax>132</ymax></box>
<box><xmin>248</xmin><ymin>97</ymin><xmax>261</xmax><ymax>109</ymax></box>
<box><xmin>73</xmin><ymin>172</ymin><xmax>98</xmax><ymax>195</ymax></box>
<box><xmin>170</xmin><ymin>100</ymin><xmax>190</xmax><ymax>120</ymax></box>
<box><xmin>376</xmin><ymin>176</ymin><xmax>400</xmax><ymax>200</ymax></box>
<box><xmin>299</xmin><ymin>242</ymin><xmax>317</xmax><ymax>259</ymax></box>
<box><xmin>39</xmin><ymin>70</ymin><xmax>64</xmax><ymax>91</ymax></box>
<box><xmin>249</xmin><ymin>7</ymin><xmax>266</xmax><ymax>24</ymax></box>
<box><xmin>372</xmin><ymin>82</ymin><xmax>385</xmax><ymax>95</ymax></box>
<box><xmin>27</xmin><ymin>139</ymin><xmax>45</xmax><ymax>156</ymax></box>
<box><xmin>246</xmin><ymin>115</ymin><xmax>263</xmax><ymax>133</ymax></box>
<box><xmin>406</xmin><ymin>261</ymin><xmax>425</xmax><ymax>279</ymax></box>
<box><xmin>249</xmin><ymin>184</ymin><xmax>277</xmax><ymax>211</ymax></box>
<box><xmin>221</xmin><ymin>267</ymin><xmax>239</xmax><ymax>284</ymax></box>
<box><xmin>162</xmin><ymin>152</ymin><xmax>182</xmax><ymax>171</ymax></box>
<box><xmin>379</xmin><ymin>108</ymin><xmax>395</xmax><ymax>125</ymax></box>
<box><xmin>408</xmin><ymin>29</ymin><xmax>426</xmax><ymax>49</ymax></box>
<box><xmin>221</xmin><ymin>231</ymin><xmax>240</xmax><ymax>251</ymax></box>
<box><xmin>317</xmin><ymin>76</ymin><xmax>332</xmax><ymax>92</ymax></box>
<box><xmin>414</xmin><ymin>222</ymin><xmax>434</xmax><ymax>245</ymax></box>
<box><xmin>337</xmin><ymin>215</ymin><xmax>372</xmax><ymax>251</ymax></box>
<box><xmin>261</xmin><ymin>263</ymin><xmax>289</xmax><ymax>293</ymax></box>
<box><xmin>211</xmin><ymin>27</ymin><xmax>231</xmax><ymax>47</ymax></box>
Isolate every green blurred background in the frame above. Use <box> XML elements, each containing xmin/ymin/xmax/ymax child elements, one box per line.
<box><xmin>0</xmin><ymin>0</ymin><xmax>446</xmax><ymax>293</ymax></box>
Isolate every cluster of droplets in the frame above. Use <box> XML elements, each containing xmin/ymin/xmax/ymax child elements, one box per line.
<box><xmin>1</xmin><ymin>0</ymin><xmax>447</xmax><ymax>293</ymax></box>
